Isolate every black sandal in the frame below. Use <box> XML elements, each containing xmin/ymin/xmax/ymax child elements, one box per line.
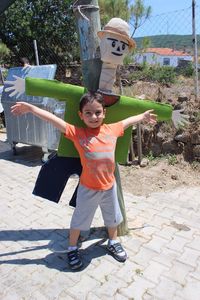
<box><xmin>67</xmin><ymin>249</ymin><xmax>83</xmax><ymax>270</ymax></box>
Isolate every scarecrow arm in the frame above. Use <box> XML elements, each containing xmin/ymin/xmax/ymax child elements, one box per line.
<box><xmin>116</xmin><ymin>95</ymin><xmax>188</xmax><ymax>127</ymax></box>
<box><xmin>5</xmin><ymin>76</ymin><xmax>85</xmax><ymax>103</ymax></box>
<box><xmin>106</xmin><ymin>94</ymin><xmax>173</xmax><ymax>123</ymax></box>
<box><xmin>25</xmin><ymin>77</ymin><xmax>85</xmax><ymax>102</ymax></box>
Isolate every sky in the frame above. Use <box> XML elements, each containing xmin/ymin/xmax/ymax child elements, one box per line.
<box><xmin>130</xmin><ymin>0</ymin><xmax>200</xmax><ymax>37</ymax></box>
<box><xmin>142</xmin><ymin>0</ymin><xmax>193</xmax><ymax>15</ymax></box>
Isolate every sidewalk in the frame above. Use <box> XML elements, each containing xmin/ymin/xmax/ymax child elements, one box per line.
<box><xmin>0</xmin><ymin>130</ymin><xmax>200</xmax><ymax>300</ymax></box>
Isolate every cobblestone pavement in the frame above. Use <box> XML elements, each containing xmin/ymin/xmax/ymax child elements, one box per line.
<box><xmin>0</xmin><ymin>130</ymin><xmax>200</xmax><ymax>300</ymax></box>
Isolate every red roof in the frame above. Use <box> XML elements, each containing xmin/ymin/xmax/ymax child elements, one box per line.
<box><xmin>145</xmin><ymin>48</ymin><xmax>190</xmax><ymax>56</ymax></box>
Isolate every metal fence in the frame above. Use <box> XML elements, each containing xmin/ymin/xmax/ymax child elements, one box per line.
<box><xmin>1</xmin><ymin>4</ymin><xmax>200</xmax><ymax>162</ymax></box>
<box><xmin>1</xmin><ymin>4</ymin><xmax>200</xmax><ymax>94</ymax></box>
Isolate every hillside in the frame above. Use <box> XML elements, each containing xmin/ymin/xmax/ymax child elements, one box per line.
<box><xmin>134</xmin><ymin>34</ymin><xmax>200</xmax><ymax>54</ymax></box>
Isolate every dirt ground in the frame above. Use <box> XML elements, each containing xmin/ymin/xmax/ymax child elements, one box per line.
<box><xmin>119</xmin><ymin>156</ymin><xmax>200</xmax><ymax>196</ymax></box>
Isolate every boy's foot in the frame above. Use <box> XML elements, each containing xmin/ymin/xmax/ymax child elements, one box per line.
<box><xmin>67</xmin><ymin>249</ymin><xmax>83</xmax><ymax>270</ymax></box>
<box><xmin>107</xmin><ymin>242</ymin><xmax>127</xmax><ymax>262</ymax></box>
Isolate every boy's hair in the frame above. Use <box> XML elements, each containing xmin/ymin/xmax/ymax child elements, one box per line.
<box><xmin>19</xmin><ymin>57</ymin><xmax>30</xmax><ymax>66</ymax></box>
<box><xmin>79</xmin><ymin>92</ymin><xmax>105</xmax><ymax>112</ymax></box>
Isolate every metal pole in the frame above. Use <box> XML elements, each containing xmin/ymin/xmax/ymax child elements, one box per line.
<box><xmin>33</xmin><ymin>40</ymin><xmax>40</xmax><ymax>66</ymax></box>
<box><xmin>72</xmin><ymin>0</ymin><xmax>102</xmax><ymax>91</ymax></box>
<box><xmin>0</xmin><ymin>68</ymin><xmax>4</xmax><ymax>84</ymax></box>
<box><xmin>192</xmin><ymin>0</ymin><xmax>199</xmax><ymax>100</ymax></box>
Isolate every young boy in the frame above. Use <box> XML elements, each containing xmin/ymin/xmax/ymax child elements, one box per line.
<box><xmin>11</xmin><ymin>92</ymin><xmax>157</xmax><ymax>270</ymax></box>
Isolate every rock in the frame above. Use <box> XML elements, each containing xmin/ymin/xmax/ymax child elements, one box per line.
<box><xmin>178</xmin><ymin>92</ymin><xmax>188</xmax><ymax>102</ymax></box>
<box><xmin>156</xmin><ymin>132</ymin><xmax>165</xmax><ymax>143</ymax></box>
<box><xmin>175</xmin><ymin>133</ymin><xmax>190</xmax><ymax>143</ymax></box>
<box><xmin>171</xmin><ymin>221</ymin><xmax>190</xmax><ymax>231</ymax></box>
<box><xmin>171</xmin><ymin>174</ymin><xmax>178</xmax><ymax>180</ymax></box>
<box><xmin>191</xmin><ymin>132</ymin><xmax>200</xmax><ymax>145</ymax></box>
<box><xmin>140</xmin><ymin>158</ymin><xmax>149</xmax><ymax>167</ymax></box>
<box><xmin>193</xmin><ymin>145</ymin><xmax>200</xmax><ymax>158</ymax></box>
<box><xmin>162</xmin><ymin>140</ymin><xmax>183</xmax><ymax>154</ymax></box>
<box><xmin>151</xmin><ymin>143</ymin><xmax>162</xmax><ymax>156</ymax></box>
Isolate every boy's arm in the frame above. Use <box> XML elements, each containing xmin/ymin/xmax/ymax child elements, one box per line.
<box><xmin>11</xmin><ymin>102</ymin><xmax>67</xmax><ymax>133</ymax></box>
<box><xmin>122</xmin><ymin>110</ymin><xmax>157</xmax><ymax>130</ymax></box>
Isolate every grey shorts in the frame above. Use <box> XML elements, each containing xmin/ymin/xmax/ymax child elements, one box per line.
<box><xmin>70</xmin><ymin>183</ymin><xmax>123</xmax><ymax>231</ymax></box>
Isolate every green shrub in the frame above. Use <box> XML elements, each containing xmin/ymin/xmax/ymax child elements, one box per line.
<box><xmin>167</xmin><ymin>154</ymin><xmax>178</xmax><ymax>165</ymax></box>
<box><xmin>176</xmin><ymin>62</ymin><xmax>194</xmax><ymax>77</ymax></box>
<box><xmin>129</xmin><ymin>63</ymin><xmax>176</xmax><ymax>84</ymax></box>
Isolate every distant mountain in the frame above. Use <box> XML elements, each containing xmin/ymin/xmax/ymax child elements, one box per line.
<box><xmin>134</xmin><ymin>35</ymin><xmax>200</xmax><ymax>54</ymax></box>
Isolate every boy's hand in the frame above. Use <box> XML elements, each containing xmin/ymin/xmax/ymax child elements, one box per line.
<box><xmin>143</xmin><ymin>110</ymin><xmax>157</xmax><ymax>124</ymax></box>
<box><xmin>11</xmin><ymin>102</ymin><xmax>32</xmax><ymax>116</ymax></box>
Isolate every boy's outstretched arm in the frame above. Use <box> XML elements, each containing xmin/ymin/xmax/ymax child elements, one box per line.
<box><xmin>11</xmin><ymin>102</ymin><xmax>67</xmax><ymax>133</ymax></box>
<box><xmin>122</xmin><ymin>110</ymin><xmax>157</xmax><ymax>130</ymax></box>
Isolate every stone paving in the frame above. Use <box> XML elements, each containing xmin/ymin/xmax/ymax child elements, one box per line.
<box><xmin>0</xmin><ymin>130</ymin><xmax>200</xmax><ymax>300</ymax></box>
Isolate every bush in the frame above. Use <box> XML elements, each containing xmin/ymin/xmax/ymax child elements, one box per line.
<box><xmin>129</xmin><ymin>63</ymin><xmax>176</xmax><ymax>84</ymax></box>
<box><xmin>176</xmin><ymin>62</ymin><xmax>194</xmax><ymax>77</ymax></box>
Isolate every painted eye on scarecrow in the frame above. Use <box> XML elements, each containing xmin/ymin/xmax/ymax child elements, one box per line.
<box><xmin>122</xmin><ymin>43</ymin><xmax>126</xmax><ymax>50</ymax></box>
<box><xmin>112</xmin><ymin>40</ymin><xmax>116</xmax><ymax>48</ymax></box>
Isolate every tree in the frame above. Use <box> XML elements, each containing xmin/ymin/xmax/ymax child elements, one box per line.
<box><xmin>99</xmin><ymin>0</ymin><xmax>151</xmax><ymax>37</ymax></box>
<box><xmin>0</xmin><ymin>42</ymin><xmax>10</xmax><ymax>65</ymax></box>
<box><xmin>130</xmin><ymin>0</ymin><xmax>151</xmax><ymax>37</ymax></box>
<box><xmin>99</xmin><ymin>0</ymin><xmax>130</xmax><ymax>26</ymax></box>
<box><xmin>0</xmin><ymin>0</ymin><xmax>79</xmax><ymax>66</ymax></box>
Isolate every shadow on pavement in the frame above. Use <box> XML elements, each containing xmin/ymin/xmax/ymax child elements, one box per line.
<box><xmin>0</xmin><ymin>140</ymin><xmax>43</xmax><ymax>167</ymax></box>
<box><xmin>0</xmin><ymin>227</ymin><xmax>109</xmax><ymax>272</ymax></box>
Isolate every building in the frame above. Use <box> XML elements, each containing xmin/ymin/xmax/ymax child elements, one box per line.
<box><xmin>134</xmin><ymin>48</ymin><xmax>193</xmax><ymax>67</ymax></box>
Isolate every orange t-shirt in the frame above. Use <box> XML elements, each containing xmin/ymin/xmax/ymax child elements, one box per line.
<box><xmin>64</xmin><ymin>122</ymin><xmax>124</xmax><ymax>190</ymax></box>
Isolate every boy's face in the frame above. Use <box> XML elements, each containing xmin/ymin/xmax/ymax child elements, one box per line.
<box><xmin>79</xmin><ymin>100</ymin><xmax>106</xmax><ymax>129</ymax></box>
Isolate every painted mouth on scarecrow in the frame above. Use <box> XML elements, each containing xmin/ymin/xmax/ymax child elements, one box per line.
<box><xmin>111</xmin><ymin>52</ymin><xmax>123</xmax><ymax>56</ymax></box>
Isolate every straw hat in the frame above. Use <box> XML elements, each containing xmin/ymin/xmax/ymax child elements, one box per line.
<box><xmin>97</xmin><ymin>18</ymin><xmax>136</xmax><ymax>49</ymax></box>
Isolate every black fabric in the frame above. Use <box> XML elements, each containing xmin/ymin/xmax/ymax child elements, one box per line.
<box><xmin>33</xmin><ymin>153</ymin><xmax>82</xmax><ymax>206</ymax></box>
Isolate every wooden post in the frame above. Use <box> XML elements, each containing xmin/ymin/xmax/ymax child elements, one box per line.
<box><xmin>137</xmin><ymin>123</ymin><xmax>142</xmax><ymax>164</ymax></box>
<box><xmin>73</xmin><ymin>0</ymin><xmax>129</xmax><ymax>236</ymax></box>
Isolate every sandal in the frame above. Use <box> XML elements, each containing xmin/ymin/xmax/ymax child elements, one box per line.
<box><xmin>67</xmin><ymin>249</ymin><xmax>83</xmax><ymax>270</ymax></box>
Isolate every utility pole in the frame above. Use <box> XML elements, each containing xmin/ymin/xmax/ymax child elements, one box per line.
<box><xmin>192</xmin><ymin>0</ymin><xmax>199</xmax><ymax>100</ymax></box>
<box><xmin>73</xmin><ymin>0</ymin><xmax>101</xmax><ymax>92</ymax></box>
<box><xmin>72</xmin><ymin>0</ymin><xmax>129</xmax><ymax>235</ymax></box>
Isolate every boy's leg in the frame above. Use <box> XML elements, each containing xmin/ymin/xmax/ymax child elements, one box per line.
<box><xmin>107</xmin><ymin>226</ymin><xmax>118</xmax><ymax>240</ymax></box>
<box><xmin>99</xmin><ymin>184</ymin><xmax>127</xmax><ymax>262</ymax></box>
<box><xmin>67</xmin><ymin>228</ymin><xmax>83</xmax><ymax>270</ymax></box>
<box><xmin>67</xmin><ymin>185</ymin><xmax>99</xmax><ymax>270</ymax></box>
<box><xmin>69</xmin><ymin>228</ymin><xmax>80</xmax><ymax>246</ymax></box>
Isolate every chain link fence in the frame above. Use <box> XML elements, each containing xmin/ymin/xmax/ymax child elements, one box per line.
<box><xmin>0</xmin><ymin>6</ymin><xmax>200</xmax><ymax>160</ymax></box>
<box><xmin>1</xmin><ymin>5</ymin><xmax>199</xmax><ymax>88</ymax></box>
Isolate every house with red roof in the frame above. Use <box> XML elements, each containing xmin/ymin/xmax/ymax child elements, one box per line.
<box><xmin>134</xmin><ymin>48</ymin><xmax>193</xmax><ymax>67</ymax></box>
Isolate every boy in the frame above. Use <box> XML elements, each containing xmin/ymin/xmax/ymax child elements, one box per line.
<box><xmin>11</xmin><ymin>91</ymin><xmax>157</xmax><ymax>270</ymax></box>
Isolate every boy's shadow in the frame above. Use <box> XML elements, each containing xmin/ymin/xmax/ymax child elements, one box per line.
<box><xmin>0</xmin><ymin>227</ymin><xmax>109</xmax><ymax>272</ymax></box>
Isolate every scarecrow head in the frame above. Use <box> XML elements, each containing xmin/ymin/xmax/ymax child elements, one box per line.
<box><xmin>97</xmin><ymin>18</ymin><xmax>136</xmax><ymax>66</ymax></box>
